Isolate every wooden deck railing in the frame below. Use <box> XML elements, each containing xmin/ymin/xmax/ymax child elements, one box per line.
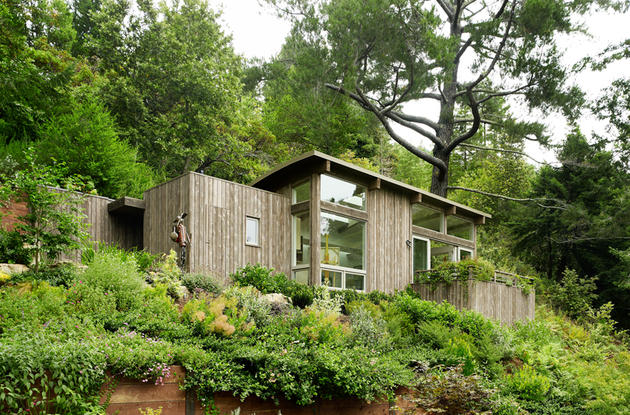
<box><xmin>415</xmin><ymin>266</ymin><xmax>535</xmax><ymax>288</ymax></box>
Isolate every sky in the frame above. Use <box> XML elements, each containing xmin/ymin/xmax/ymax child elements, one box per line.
<box><xmin>208</xmin><ymin>0</ymin><xmax>630</xmax><ymax>164</ymax></box>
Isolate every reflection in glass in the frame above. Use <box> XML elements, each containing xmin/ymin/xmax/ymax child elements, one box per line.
<box><xmin>321</xmin><ymin>269</ymin><xmax>342</xmax><ymax>288</ymax></box>
<box><xmin>293</xmin><ymin>211</ymin><xmax>310</xmax><ymax>266</ymax></box>
<box><xmin>246</xmin><ymin>217</ymin><xmax>259</xmax><ymax>245</ymax></box>
<box><xmin>412</xmin><ymin>204</ymin><xmax>443</xmax><ymax>232</ymax></box>
<box><xmin>431</xmin><ymin>240</ymin><xmax>456</xmax><ymax>265</ymax></box>
<box><xmin>292</xmin><ymin>180</ymin><xmax>310</xmax><ymax>204</ymax></box>
<box><xmin>320</xmin><ymin>212</ymin><xmax>365</xmax><ymax>270</ymax></box>
<box><xmin>346</xmin><ymin>273</ymin><xmax>365</xmax><ymax>291</ymax></box>
<box><xmin>459</xmin><ymin>249</ymin><xmax>472</xmax><ymax>261</ymax></box>
<box><xmin>413</xmin><ymin>238</ymin><xmax>429</xmax><ymax>272</ymax></box>
<box><xmin>292</xmin><ymin>268</ymin><xmax>309</xmax><ymax>284</ymax></box>
<box><xmin>321</xmin><ymin>175</ymin><xmax>366</xmax><ymax>210</ymax></box>
<box><xmin>447</xmin><ymin>216</ymin><xmax>473</xmax><ymax>240</ymax></box>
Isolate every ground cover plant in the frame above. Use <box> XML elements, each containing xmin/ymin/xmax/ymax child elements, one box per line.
<box><xmin>0</xmin><ymin>255</ymin><xmax>629</xmax><ymax>414</ymax></box>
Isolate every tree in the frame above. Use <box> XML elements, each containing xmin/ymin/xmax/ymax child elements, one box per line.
<box><xmin>36</xmin><ymin>89</ymin><xmax>156</xmax><ymax>199</ymax></box>
<box><xmin>509</xmin><ymin>131</ymin><xmax>630</xmax><ymax>327</ymax></box>
<box><xmin>250</xmin><ymin>32</ymin><xmax>385</xmax><ymax>160</ymax></box>
<box><xmin>85</xmin><ymin>0</ymin><xmax>282</xmax><ymax>180</ymax></box>
<box><xmin>266</xmin><ymin>0</ymin><xmax>624</xmax><ymax>196</ymax></box>
<box><xmin>0</xmin><ymin>155</ymin><xmax>87</xmax><ymax>271</ymax></box>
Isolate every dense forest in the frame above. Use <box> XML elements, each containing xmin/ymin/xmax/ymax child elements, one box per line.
<box><xmin>1</xmin><ymin>0</ymin><xmax>629</xmax><ymax>332</ymax></box>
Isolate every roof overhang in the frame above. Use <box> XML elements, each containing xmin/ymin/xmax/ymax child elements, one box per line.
<box><xmin>108</xmin><ymin>196</ymin><xmax>145</xmax><ymax>218</ymax></box>
<box><xmin>251</xmin><ymin>151</ymin><xmax>491</xmax><ymax>222</ymax></box>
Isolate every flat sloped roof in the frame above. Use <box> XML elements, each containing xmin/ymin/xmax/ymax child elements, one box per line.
<box><xmin>251</xmin><ymin>151</ymin><xmax>491</xmax><ymax>221</ymax></box>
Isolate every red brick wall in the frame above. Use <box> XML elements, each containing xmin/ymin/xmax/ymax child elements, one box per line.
<box><xmin>102</xmin><ymin>366</ymin><xmax>425</xmax><ymax>415</ymax></box>
<box><xmin>0</xmin><ymin>200</ymin><xmax>28</xmax><ymax>232</ymax></box>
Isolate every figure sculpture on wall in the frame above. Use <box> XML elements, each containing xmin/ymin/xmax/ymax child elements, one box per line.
<box><xmin>170</xmin><ymin>212</ymin><xmax>190</xmax><ymax>269</ymax></box>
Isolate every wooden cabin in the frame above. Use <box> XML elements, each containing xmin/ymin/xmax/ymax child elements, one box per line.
<box><xmin>95</xmin><ymin>151</ymin><xmax>490</xmax><ymax>292</ymax></box>
<box><xmin>20</xmin><ymin>151</ymin><xmax>489</xmax><ymax>292</ymax></box>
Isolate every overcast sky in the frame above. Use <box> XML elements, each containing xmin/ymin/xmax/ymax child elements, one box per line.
<box><xmin>209</xmin><ymin>0</ymin><xmax>630</xmax><ymax>163</ymax></box>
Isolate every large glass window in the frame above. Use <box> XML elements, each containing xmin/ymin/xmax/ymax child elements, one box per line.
<box><xmin>413</xmin><ymin>237</ymin><xmax>430</xmax><ymax>273</ymax></box>
<box><xmin>431</xmin><ymin>240</ymin><xmax>456</xmax><ymax>265</ymax></box>
<box><xmin>292</xmin><ymin>269</ymin><xmax>310</xmax><ymax>285</ymax></box>
<box><xmin>447</xmin><ymin>216</ymin><xmax>473</xmax><ymax>240</ymax></box>
<box><xmin>321</xmin><ymin>270</ymin><xmax>342</xmax><ymax>288</ymax></box>
<box><xmin>292</xmin><ymin>211</ymin><xmax>310</xmax><ymax>266</ymax></box>
<box><xmin>321</xmin><ymin>175</ymin><xmax>366</xmax><ymax>210</ymax></box>
<box><xmin>412</xmin><ymin>204</ymin><xmax>444</xmax><ymax>232</ymax></box>
<box><xmin>320</xmin><ymin>212</ymin><xmax>365</xmax><ymax>270</ymax></box>
<box><xmin>292</xmin><ymin>180</ymin><xmax>310</xmax><ymax>204</ymax></box>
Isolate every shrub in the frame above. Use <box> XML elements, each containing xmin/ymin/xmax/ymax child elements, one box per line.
<box><xmin>80</xmin><ymin>251</ymin><xmax>144</xmax><ymax>311</ymax></box>
<box><xmin>547</xmin><ymin>268</ymin><xmax>598</xmax><ymax>321</ymax></box>
<box><xmin>0</xmin><ymin>229</ymin><xmax>32</xmax><ymax>264</ymax></box>
<box><xmin>414</xmin><ymin>365</ymin><xmax>494</xmax><ymax>414</ymax></box>
<box><xmin>504</xmin><ymin>365</ymin><xmax>551</xmax><ymax>401</ymax></box>
<box><xmin>349</xmin><ymin>304</ymin><xmax>390</xmax><ymax>350</ymax></box>
<box><xmin>415</xmin><ymin>258</ymin><xmax>496</xmax><ymax>285</ymax></box>
<box><xmin>17</xmin><ymin>262</ymin><xmax>79</xmax><ymax>287</ymax></box>
<box><xmin>231</xmin><ymin>264</ymin><xmax>314</xmax><ymax>307</ymax></box>
<box><xmin>181</xmin><ymin>272</ymin><xmax>223</xmax><ymax>295</ymax></box>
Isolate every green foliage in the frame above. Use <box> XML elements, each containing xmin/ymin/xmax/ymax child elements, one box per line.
<box><xmin>80</xmin><ymin>250</ymin><xmax>144</xmax><ymax>311</ymax></box>
<box><xmin>231</xmin><ymin>263</ymin><xmax>314</xmax><ymax>307</ymax></box>
<box><xmin>414</xmin><ymin>258</ymin><xmax>496</xmax><ymax>285</ymax></box>
<box><xmin>504</xmin><ymin>365</ymin><xmax>551</xmax><ymax>402</ymax></box>
<box><xmin>0</xmin><ymin>229</ymin><xmax>32</xmax><ymax>264</ymax></box>
<box><xmin>414</xmin><ymin>366</ymin><xmax>494</xmax><ymax>414</ymax></box>
<box><xmin>181</xmin><ymin>272</ymin><xmax>223</xmax><ymax>296</ymax></box>
<box><xmin>547</xmin><ymin>268</ymin><xmax>598</xmax><ymax>320</ymax></box>
<box><xmin>36</xmin><ymin>90</ymin><xmax>156</xmax><ymax>198</ymax></box>
<box><xmin>0</xmin><ymin>155</ymin><xmax>87</xmax><ymax>271</ymax></box>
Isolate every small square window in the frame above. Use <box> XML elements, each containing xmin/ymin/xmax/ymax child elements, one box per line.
<box><xmin>246</xmin><ymin>217</ymin><xmax>259</xmax><ymax>246</ymax></box>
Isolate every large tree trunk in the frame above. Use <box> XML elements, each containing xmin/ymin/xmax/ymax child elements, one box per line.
<box><xmin>430</xmin><ymin>150</ymin><xmax>450</xmax><ymax>197</ymax></box>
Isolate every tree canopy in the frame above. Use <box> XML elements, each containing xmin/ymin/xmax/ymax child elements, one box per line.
<box><xmin>265</xmin><ymin>0</ymin><xmax>625</xmax><ymax>196</ymax></box>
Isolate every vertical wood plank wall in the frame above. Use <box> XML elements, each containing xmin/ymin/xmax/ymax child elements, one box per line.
<box><xmin>413</xmin><ymin>281</ymin><xmax>535</xmax><ymax>324</ymax></box>
<box><xmin>143</xmin><ymin>174</ymin><xmax>192</xmax><ymax>264</ymax></box>
<box><xmin>367</xmin><ymin>187</ymin><xmax>412</xmax><ymax>292</ymax></box>
<box><xmin>184</xmin><ymin>173</ymin><xmax>291</xmax><ymax>282</ymax></box>
<box><xmin>60</xmin><ymin>192</ymin><xmax>142</xmax><ymax>262</ymax></box>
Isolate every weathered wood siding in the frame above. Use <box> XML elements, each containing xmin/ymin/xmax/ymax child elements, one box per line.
<box><xmin>143</xmin><ymin>174</ymin><xmax>192</xmax><ymax>264</ymax></box>
<box><xmin>143</xmin><ymin>173</ymin><xmax>291</xmax><ymax>281</ymax></box>
<box><xmin>58</xmin><ymin>191</ymin><xmax>142</xmax><ymax>262</ymax></box>
<box><xmin>412</xmin><ymin>281</ymin><xmax>535</xmax><ymax>324</ymax></box>
<box><xmin>187</xmin><ymin>173</ymin><xmax>291</xmax><ymax>281</ymax></box>
<box><xmin>367</xmin><ymin>186</ymin><xmax>412</xmax><ymax>292</ymax></box>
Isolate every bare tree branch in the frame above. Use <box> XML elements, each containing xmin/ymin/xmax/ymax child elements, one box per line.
<box><xmin>494</xmin><ymin>0</ymin><xmax>510</xmax><ymax>18</ymax></box>
<box><xmin>391</xmin><ymin>111</ymin><xmax>440</xmax><ymax>130</ymax></box>
<box><xmin>385</xmin><ymin>111</ymin><xmax>443</xmax><ymax>147</ymax></box>
<box><xmin>380</xmin><ymin>62</ymin><xmax>414</xmax><ymax>114</ymax></box>
<box><xmin>436</xmin><ymin>0</ymin><xmax>454</xmax><ymax>20</ymax></box>
<box><xmin>447</xmin><ymin>186</ymin><xmax>567</xmax><ymax>210</ymax></box>
<box><xmin>455</xmin><ymin>37</ymin><xmax>473</xmax><ymax>63</ymax></box>
<box><xmin>447</xmin><ymin>88</ymin><xmax>480</xmax><ymax>152</ymax></box>
<box><xmin>353</xmin><ymin>84</ymin><xmax>448</xmax><ymax>171</ymax></box>
<box><xmin>453</xmin><ymin>118</ymin><xmax>501</xmax><ymax>126</ymax></box>
<box><xmin>550</xmin><ymin>236</ymin><xmax>630</xmax><ymax>244</ymax></box>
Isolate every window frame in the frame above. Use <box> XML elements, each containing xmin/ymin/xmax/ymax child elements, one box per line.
<box><xmin>320</xmin><ymin>265</ymin><xmax>366</xmax><ymax>292</ymax></box>
<box><xmin>412</xmin><ymin>235</ymin><xmax>431</xmax><ymax>274</ymax></box>
<box><xmin>245</xmin><ymin>216</ymin><xmax>260</xmax><ymax>247</ymax></box>
<box><xmin>291</xmin><ymin>179</ymin><xmax>311</xmax><ymax>204</ymax></box>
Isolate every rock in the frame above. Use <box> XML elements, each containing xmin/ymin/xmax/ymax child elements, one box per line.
<box><xmin>262</xmin><ymin>293</ymin><xmax>292</xmax><ymax>315</ymax></box>
<box><xmin>0</xmin><ymin>263</ymin><xmax>29</xmax><ymax>275</ymax></box>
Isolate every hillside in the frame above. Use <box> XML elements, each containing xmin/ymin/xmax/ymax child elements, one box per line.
<box><xmin>0</xmin><ymin>252</ymin><xmax>628</xmax><ymax>414</ymax></box>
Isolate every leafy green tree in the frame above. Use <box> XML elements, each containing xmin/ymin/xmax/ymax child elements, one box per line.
<box><xmin>254</xmin><ymin>33</ymin><xmax>384</xmax><ymax>159</ymax></box>
<box><xmin>266</xmin><ymin>0</ymin><xmax>625</xmax><ymax>196</ymax></box>
<box><xmin>0</xmin><ymin>155</ymin><xmax>87</xmax><ymax>271</ymax></box>
<box><xmin>0</xmin><ymin>0</ymin><xmax>76</xmax><ymax>143</ymax></box>
<box><xmin>87</xmin><ymin>0</ymin><xmax>281</xmax><ymax>180</ymax></box>
<box><xmin>36</xmin><ymin>89</ymin><xmax>156</xmax><ymax>198</ymax></box>
<box><xmin>509</xmin><ymin>131</ymin><xmax>630</xmax><ymax>327</ymax></box>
